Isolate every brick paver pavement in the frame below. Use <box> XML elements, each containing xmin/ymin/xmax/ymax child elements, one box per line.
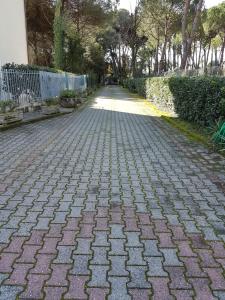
<box><xmin>0</xmin><ymin>86</ymin><xmax>225</xmax><ymax>299</ymax></box>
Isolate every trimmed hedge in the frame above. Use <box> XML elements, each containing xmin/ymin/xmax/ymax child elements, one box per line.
<box><xmin>123</xmin><ymin>76</ymin><xmax>225</xmax><ymax>126</ymax></box>
<box><xmin>2</xmin><ymin>63</ymin><xmax>62</xmax><ymax>73</ymax></box>
<box><xmin>123</xmin><ymin>78</ymin><xmax>147</xmax><ymax>97</ymax></box>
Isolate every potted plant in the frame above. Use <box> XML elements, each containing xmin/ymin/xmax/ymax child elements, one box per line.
<box><xmin>0</xmin><ymin>100</ymin><xmax>23</xmax><ymax>126</ymax></box>
<box><xmin>42</xmin><ymin>98</ymin><xmax>60</xmax><ymax>115</ymax></box>
<box><xmin>59</xmin><ymin>90</ymin><xmax>83</xmax><ymax>108</ymax></box>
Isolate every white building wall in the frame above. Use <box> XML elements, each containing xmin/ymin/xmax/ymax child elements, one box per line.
<box><xmin>0</xmin><ymin>0</ymin><xmax>28</xmax><ymax>66</ymax></box>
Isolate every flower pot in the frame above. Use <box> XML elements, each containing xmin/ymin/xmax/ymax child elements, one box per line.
<box><xmin>0</xmin><ymin>111</ymin><xmax>23</xmax><ymax>126</ymax></box>
<box><xmin>59</xmin><ymin>97</ymin><xmax>80</xmax><ymax>108</ymax></box>
<box><xmin>42</xmin><ymin>106</ymin><xmax>60</xmax><ymax>115</ymax></box>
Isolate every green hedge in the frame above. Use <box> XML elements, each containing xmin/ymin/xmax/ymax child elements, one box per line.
<box><xmin>123</xmin><ymin>76</ymin><xmax>225</xmax><ymax>126</ymax></box>
<box><xmin>2</xmin><ymin>63</ymin><xmax>62</xmax><ymax>73</ymax></box>
<box><xmin>123</xmin><ymin>78</ymin><xmax>147</xmax><ymax>97</ymax></box>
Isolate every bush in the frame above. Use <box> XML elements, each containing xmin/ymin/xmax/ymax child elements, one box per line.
<box><xmin>123</xmin><ymin>78</ymin><xmax>147</xmax><ymax>97</ymax></box>
<box><xmin>2</xmin><ymin>63</ymin><xmax>61</xmax><ymax>73</ymax></box>
<box><xmin>45</xmin><ymin>98</ymin><xmax>59</xmax><ymax>106</ymax></box>
<box><xmin>0</xmin><ymin>100</ymin><xmax>16</xmax><ymax>113</ymax></box>
<box><xmin>124</xmin><ymin>76</ymin><xmax>225</xmax><ymax>126</ymax></box>
<box><xmin>60</xmin><ymin>90</ymin><xmax>77</xmax><ymax>98</ymax></box>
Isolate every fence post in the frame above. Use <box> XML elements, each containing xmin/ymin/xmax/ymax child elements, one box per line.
<box><xmin>65</xmin><ymin>72</ymin><xmax>69</xmax><ymax>90</ymax></box>
<box><xmin>39</xmin><ymin>71</ymin><xmax>45</xmax><ymax>101</ymax></box>
<box><xmin>83</xmin><ymin>75</ymin><xmax>87</xmax><ymax>91</ymax></box>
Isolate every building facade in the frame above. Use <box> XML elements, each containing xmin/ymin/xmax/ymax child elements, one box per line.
<box><xmin>0</xmin><ymin>0</ymin><xmax>28</xmax><ymax>66</ymax></box>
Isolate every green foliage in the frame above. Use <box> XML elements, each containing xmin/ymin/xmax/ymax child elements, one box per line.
<box><xmin>123</xmin><ymin>78</ymin><xmax>147</xmax><ymax>97</ymax></box>
<box><xmin>65</xmin><ymin>34</ymin><xmax>85</xmax><ymax>74</ymax></box>
<box><xmin>60</xmin><ymin>90</ymin><xmax>77</xmax><ymax>98</ymax></box>
<box><xmin>168</xmin><ymin>76</ymin><xmax>225</xmax><ymax>125</ymax></box>
<box><xmin>60</xmin><ymin>89</ymin><xmax>86</xmax><ymax>99</ymax></box>
<box><xmin>2</xmin><ymin>63</ymin><xmax>61</xmax><ymax>73</ymax></box>
<box><xmin>87</xmin><ymin>73</ymin><xmax>99</xmax><ymax>89</ymax></box>
<box><xmin>124</xmin><ymin>76</ymin><xmax>225</xmax><ymax>126</ymax></box>
<box><xmin>212</xmin><ymin>119</ymin><xmax>225</xmax><ymax>151</ymax></box>
<box><xmin>45</xmin><ymin>98</ymin><xmax>59</xmax><ymax>106</ymax></box>
<box><xmin>54</xmin><ymin>0</ymin><xmax>65</xmax><ymax>70</ymax></box>
<box><xmin>219</xmin><ymin>98</ymin><xmax>225</xmax><ymax>116</ymax></box>
<box><xmin>0</xmin><ymin>100</ymin><xmax>16</xmax><ymax>113</ymax></box>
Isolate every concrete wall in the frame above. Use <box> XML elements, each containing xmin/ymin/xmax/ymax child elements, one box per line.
<box><xmin>0</xmin><ymin>0</ymin><xmax>28</xmax><ymax>66</ymax></box>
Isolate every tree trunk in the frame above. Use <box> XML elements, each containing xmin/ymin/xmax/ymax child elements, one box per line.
<box><xmin>220</xmin><ymin>34</ymin><xmax>225</xmax><ymax>68</ymax></box>
<box><xmin>181</xmin><ymin>0</ymin><xmax>191</xmax><ymax>69</ymax></box>
<box><xmin>154</xmin><ymin>28</ymin><xmax>160</xmax><ymax>74</ymax></box>
<box><xmin>173</xmin><ymin>45</ymin><xmax>176</xmax><ymax>69</ymax></box>
<box><xmin>181</xmin><ymin>0</ymin><xmax>204</xmax><ymax>69</ymax></box>
<box><xmin>159</xmin><ymin>39</ymin><xmax>168</xmax><ymax>73</ymax></box>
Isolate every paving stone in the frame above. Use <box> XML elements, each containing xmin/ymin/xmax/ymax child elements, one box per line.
<box><xmin>165</xmin><ymin>266</ymin><xmax>192</xmax><ymax>289</ymax></box>
<box><xmin>0</xmin><ymin>229</ymin><xmax>15</xmax><ymax>243</ymax></box>
<box><xmin>44</xmin><ymin>287</ymin><xmax>67</xmax><ymax>300</ymax></box>
<box><xmin>88</xmin><ymin>265</ymin><xmax>109</xmax><ymax>288</ymax></box>
<box><xmin>90</xmin><ymin>247</ymin><xmax>109</xmax><ymax>265</ymax></box>
<box><xmin>31</xmin><ymin>253</ymin><xmax>55</xmax><ymax>274</ymax></box>
<box><xmin>142</xmin><ymin>239</ymin><xmax>161</xmax><ymax>257</ymax></box>
<box><xmin>109</xmin><ymin>224</ymin><xmax>125</xmax><ymax>239</ymax></box>
<box><xmin>53</xmin><ymin>245</ymin><xmax>74</xmax><ymax>264</ymax></box>
<box><xmin>146</xmin><ymin>256</ymin><xmax>168</xmax><ymax>277</ymax></box>
<box><xmin>128</xmin><ymin>289</ymin><xmax>152</xmax><ymax>300</ymax></box>
<box><xmin>39</xmin><ymin>238</ymin><xmax>60</xmax><ymax>254</ymax></box>
<box><xmin>70</xmin><ymin>255</ymin><xmax>91</xmax><ymax>275</ymax></box>
<box><xmin>92</xmin><ymin>231</ymin><xmax>109</xmax><ymax>247</ymax></box>
<box><xmin>109</xmin><ymin>239</ymin><xmax>127</xmax><ymax>256</ymax></box>
<box><xmin>189</xmin><ymin>278</ymin><xmax>215</xmax><ymax>300</ymax></box>
<box><xmin>87</xmin><ymin>288</ymin><xmax>110</xmax><ymax>300</ymax></box>
<box><xmin>171</xmin><ymin>289</ymin><xmax>194</xmax><ymax>300</ymax></box>
<box><xmin>204</xmin><ymin>267</ymin><xmax>225</xmax><ymax>290</ymax></box>
<box><xmin>108</xmin><ymin>256</ymin><xmax>129</xmax><ymax>276</ymax></box>
<box><xmin>139</xmin><ymin>225</ymin><xmax>156</xmax><ymax>239</ymax></box>
<box><xmin>74</xmin><ymin>238</ymin><xmax>93</xmax><ymax>255</ymax></box>
<box><xmin>126</xmin><ymin>232</ymin><xmax>142</xmax><ymax>247</ymax></box>
<box><xmin>46</xmin><ymin>264</ymin><xmax>70</xmax><ymax>286</ymax></box>
<box><xmin>65</xmin><ymin>275</ymin><xmax>88</xmax><ymax>299</ymax></box>
<box><xmin>1</xmin><ymin>86</ymin><xmax>225</xmax><ymax>299</ymax></box>
<box><xmin>175</xmin><ymin>240</ymin><xmax>197</xmax><ymax>257</ymax></box>
<box><xmin>160</xmin><ymin>248</ymin><xmax>183</xmax><ymax>266</ymax></box>
<box><xmin>108</xmin><ymin>277</ymin><xmax>131</xmax><ymax>300</ymax></box>
<box><xmin>181</xmin><ymin>257</ymin><xmax>207</xmax><ymax>277</ymax></box>
<box><xmin>127</xmin><ymin>266</ymin><xmax>151</xmax><ymax>288</ymax></box>
<box><xmin>3</xmin><ymin>237</ymin><xmax>27</xmax><ymax>254</ymax></box>
<box><xmin>4</xmin><ymin>263</ymin><xmax>32</xmax><ymax>286</ymax></box>
<box><xmin>149</xmin><ymin>277</ymin><xmax>173</xmax><ymax>300</ymax></box>
<box><xmin>214</xmin><ymin>291</ymin><xmax>225</xmax><ymax>300</ymax></box>
<box><xmin>127</xmin><ymin>247</ymin><xmax>146</xmax><ymax>266</ymax></box>
<box><xmin>20</xmin><ymin>274</ymin><xmax>48</xmax><ymax>299</ymax></box>
<box><xmin>26</xmin><ymin>230</ymin><xmax>46</xmax><ymax>246</ymax></box>
<box><xmin>0</xmin><ymin>273</ymin><xmax>8</xmax><ymax>285</ymax></box>
<box><xmin>0</xmin><ymin>285</ymin><xmax>23</xmax><ymax>300</ymax></box>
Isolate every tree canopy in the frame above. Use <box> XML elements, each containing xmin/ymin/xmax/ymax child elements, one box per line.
<box><xmin>25</xmin><ymin>0</ymin><xmax>225</xmax><ymax>79</ymax></box>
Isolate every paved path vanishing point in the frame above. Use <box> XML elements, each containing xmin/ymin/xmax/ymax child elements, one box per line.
<box><xmin>0</xmin><ymin>86</ymin><xmax>225</xmax><ymax>300</ymax></box>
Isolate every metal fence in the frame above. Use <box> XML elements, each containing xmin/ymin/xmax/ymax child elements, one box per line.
<box><xmin>0</xmin><ymin>69</ymin><xmax>87</xmax><ymax>106</ymax></box>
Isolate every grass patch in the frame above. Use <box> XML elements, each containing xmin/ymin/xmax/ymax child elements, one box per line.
<box><xmin>161</xmin><ymin>116</ymin><xmax>212</xmax><ymax>147</ymax></box>
<box><xmin>124</xmin><ymin>87</ymin><xmax>219</xmax><ymax>152</ymax></box>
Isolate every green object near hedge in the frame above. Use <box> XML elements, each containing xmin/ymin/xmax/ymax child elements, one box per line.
<box><xmin>123</xmin><ymin>76</ymin><xmax>225</xmax><ymax>126</ymax></box>
<box><xmin>212</xmin><ymin>122</ymin><xmax>225</xmax><ymax>144</ymax></box>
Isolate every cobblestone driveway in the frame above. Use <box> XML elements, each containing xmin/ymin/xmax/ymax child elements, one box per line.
<box><xmin>0</xmin><ymin>86</ymin><xmax>225</xmax><ymax>299</ymax></box>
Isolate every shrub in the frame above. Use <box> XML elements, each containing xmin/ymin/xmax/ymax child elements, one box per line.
<box><xmin>0</xmin><ymin>100</ymin><xmax>16</xmax><ymax>113</ymax></box>
<box><xmin>2</xmin><ymin>63</ymin><xmax>61</xmax><ymax>73</ymax></box>
<box><xmin>60</xmin><ymin>90</ymin><xmax>77</xmax><ymax>98</ymax></box>
<box><xmin>45</xmin><ymin>98</ymin><xmax>59</xmax><ymax>106</ymax></box>
<box><xmin>168</xmin><ymin>76</ymin><xmax>225</xmax><ymax>126</ymax></box>
<box><xmin>124</xmin><ymin>76</ymin><xmax>225</xmax><ymax>126</ymax></box>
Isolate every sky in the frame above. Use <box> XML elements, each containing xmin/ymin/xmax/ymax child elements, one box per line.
<box><xmin>119</xmin><ymin>0</ymin><xmax>224</xmax><ymax>11</ymax></box>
